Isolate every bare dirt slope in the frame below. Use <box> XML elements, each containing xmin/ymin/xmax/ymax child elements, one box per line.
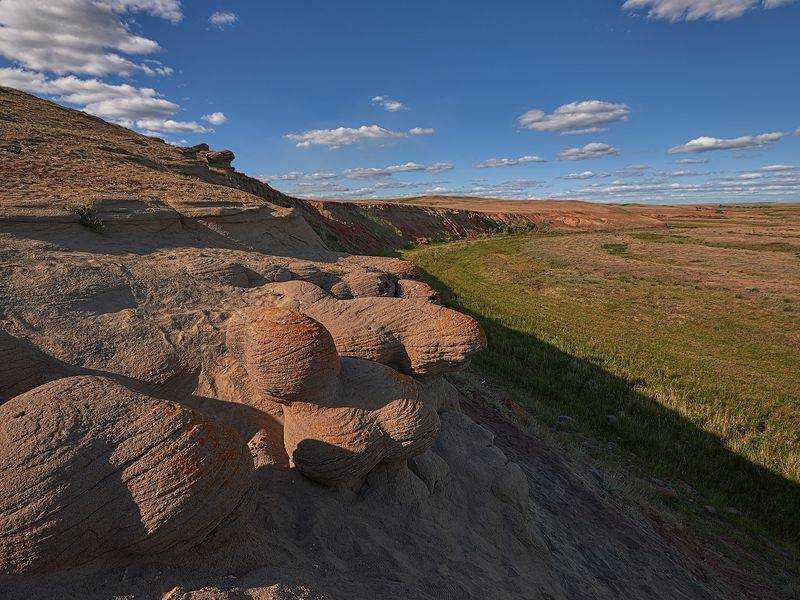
<box><xmin>0</xmin><ymin>88</ymin><xmax>795</xmax><ymax>599</ymax></box>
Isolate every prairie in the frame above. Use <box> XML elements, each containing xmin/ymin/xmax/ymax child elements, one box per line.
<box><xmin>405</xmin><ymin>204</ymin><xmax>800</xmax><ymax>546</ymax></box>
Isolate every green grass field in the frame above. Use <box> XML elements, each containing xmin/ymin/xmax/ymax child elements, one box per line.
<box><xmin>404</xmin><ymin>221</ymin><xmax>800</xmax><ymax>548</ymax></box>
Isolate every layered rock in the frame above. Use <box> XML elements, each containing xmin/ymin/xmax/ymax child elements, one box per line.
<box><xmin>225</xmin><ymin>307</ymin><xmax>440</xmax><ymax>485</ymax></box>
<box><xmin>0</xmin><ymin>376</ymin><xmax>254</xmax><ymax>577</ymax></box>
<box><xmin>199</xmin><ymin>149</ymin><xmax>235</xmax><ymax>169</ymax></box>
<box><xmin>258</xmin><ymin>280</ymin><xmax>486</xmax><ymax>376</ymax></box>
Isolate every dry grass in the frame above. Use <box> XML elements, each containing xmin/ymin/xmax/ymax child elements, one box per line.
<box><xmin>405</xmin><ymin>205</ymin><xmax>800</xmax><ymax>547</ymax></box>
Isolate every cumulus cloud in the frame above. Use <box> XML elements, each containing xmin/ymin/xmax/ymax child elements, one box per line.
<box><xmin>261</xmin><ymin>171</ymin><xmax>305</xmax><ymax>182</ymax></box>
<box><xmin>408</xmin><ymin>127</ymin><xmax>435</xmax><ymax>136</ymax></box>
<box><xmin>96</xmin><ymin>1</ymin><xmax>182</xmax><ymax>22</ymax></box>
<box><xmin>464</xmin><ymin>179</ymin><xmax>546</xmax><ymax>198</ymax></box>
<box><xmin>306</xmin><ymin>171</ymin><xmax>338</xmax><ymax>180</ymax></box>
<box><xmin>283</xmin><ymin>125</ymin><xmax>433</xmax><ymax>149</ymax></box>
<box><xmin>557</xmin><ymin>168</ymin><xmax>800</xmax><ymax>203</ymax></box>
<box><xmin>559</xmin><ymin>171</ymin><xmax>609</xmax><ymax>180</ymax></box>
<box><xmin>653</xmin><ymin>169</ymin><xmax>710</xmax><ymax>177</ymax></box>
<box><xmin>668</xmin><ymin>131</ymin><xmax>787</xmax><ymax>154</ymax></box>
<box><xmin>203</xmin><ymin>111</ymin><xmax>228</xmax><ymax>125</ymax></box>
<box><xmin>0</xmin><ymin>67</ymin><xmax>178</xmax><ymax>120</ymax></box>
<box><xmin>628</xmin><ymin>164</ymin><xmax>649</xmax><ymax>170</ymax></box>
<box><xmin>474</xmin><ymin>155</ymin><xmax>546</xmax><ymax>169</ymax></box>
<box><xmin>761</xmin><ymin>164</ymin><xmax>795</xmax><ymax>172</ymax></box>
<box><xmin>372</xmin><ymin>95</ymin><xmax>406</xmax><ymax>112</ymax></box>
<box><xmin>622</xmin><ymin>0</ymin><xmax>797</xmax><ymax>22</ymax></box>
<box><xmin>676</xmin><ymin>157</ymin><xmax>710</xmax><ymax>164</ymax></box>
<box><xmin>0</xmin><ymin>0</ymin><xmax>181</xmax><ymax>76</ymax></box>
<box><xmin>557</xmin><ymin>142</ymin><xmax>619</xmax><ymax>161</ymax></box>
<box><xmin>283</xmin><ymin>177</ymin><xmax>457</xmax><ymax>200</ymax></box>
<box><xmin>517</xmin><ymin>100</ymin><xmax>630</xmax><ymax>134</ymax></box>
<box><xmin>283</xmin><ymin>125</ymin><xmax>405</xmax><ymax>149</ymax></box>
<box><xmin>134</xmin><ymin>117</ymin><xmax>208</xmax><ymax>133</ymax></box>
<box><xmin>0</xmin><ymin>67</ymin><xmax>220</xmax><ymax>139</ymax></box>
<box><xmin>343</xmin><ymin>162</ymin><xmax>454</xmax><ymax>179</ymax></box>
<box><xmin>209</xmin><ymin>11</ymin><xmax>237</xmax><ymax>28</ymax></box>
<box><xmin>259</xmin><ymin>171</ymin><xmax>339</xmax><ymax>182</ymax></box>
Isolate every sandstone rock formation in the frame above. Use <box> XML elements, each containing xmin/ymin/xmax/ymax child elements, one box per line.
<box><xmin>395</xmin><ymin>278</ymin><xmax>440</xmax><ymax>303</ymax></box>
<box><xmin>329</xmin><ymin>268</ymin><xmax>396</xmax><ymax>299</ymax></box>
<box><xmin>0</xmin><ymin>376</ymin><xmax>254</xmax><ymax>577</ymax></box>
<box><xmin>226</xmin><ymin>307</ymin><xmax>440</xmax><ymax>485</ymax></box>
<box><xmin>259</xmin><ymin>280</ymin><xmax>486</xmax><ymax>376</ymax></box>
<box><xmin>200</xmin><ymin>149</ymin><xmax>235</xmax><ymax>169</ymax></box>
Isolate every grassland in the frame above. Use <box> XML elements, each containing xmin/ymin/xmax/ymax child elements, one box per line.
<box><xmin>404</xmin><ymin>205</ymin><xmax>800</xmax><ymax>547</ymax></box>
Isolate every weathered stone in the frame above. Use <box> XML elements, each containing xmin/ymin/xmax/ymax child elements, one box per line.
<box><xmin>200</xmin><ymin>149</ymin><xmax>235</xmax><ymax>168</ymax></box>
<box><xmin>0</xmin><ymin>376</ymin><xmax>254</xmax><ymax>576</ymax></box>
<box><xmin>225</xmin><ymin>308</ymin><xmax>439</xmax><ymax>485</ymax></box>
<box><xmin>395</xmin><ymin>279</ymin><xmax>439</xmax><ymax>303</ymax></box>
<box><xmin>260</xmin><ymin>281</ymin><xmax>486</xmax><ymax>376</ymax></box>
<box><xmin>329</xmin><ymin>269</ymin><xmax>396</xmax><ymax>299</ymax></box>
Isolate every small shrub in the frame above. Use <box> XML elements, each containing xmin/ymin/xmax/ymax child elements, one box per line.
<box><xmin>66</xmin><ymin>203</ymin><xmax>105</xmax><ymax>234</ymax></box>
<box><xmin>601</xmin><ymin>242</ymin><xmax>630</xmax><ymax>257</ymax></box>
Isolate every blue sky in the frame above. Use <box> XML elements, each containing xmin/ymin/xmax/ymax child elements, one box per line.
<box><xmin>1</xmin><ymin>0</ymin><xmax>799</xmax><ymax>203</ymax></box>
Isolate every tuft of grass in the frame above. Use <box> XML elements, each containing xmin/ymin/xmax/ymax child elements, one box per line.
<box><xmin>66</xmin><ymin>203</ymin><xmax>105</xmax><ymax>234</ymax></box>
<box><xmin>405</xmin><ymin>230</ymin><xmax>800</xmax><ymax>550</ymax></box>
<box><xmin>601</xmin><ymin>242</ymin><xmax>631</xmax><ymax>257</ymax></box>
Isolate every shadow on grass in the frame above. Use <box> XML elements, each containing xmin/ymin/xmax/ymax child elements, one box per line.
<box><xmin>415</xmin><ymin>267</ymin><xmax>800</xmax><ymax>550</ymax></box>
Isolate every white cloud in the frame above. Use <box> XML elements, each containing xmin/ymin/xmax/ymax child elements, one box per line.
<box><xmin>95</xmin><ymin>1</ymin><xmax>182</xmax><ymax>22</ymax></box>
<box><xmin>622</xmin><ymin>0</ymin><xmax>796</xmax><ymax>22</ymax></box>
<box><xmin>306</xmin><ymin>171</ymin><xmax>338</xmax><ymax>180</ymax></box>
<box><xmin>654</xmin><ymin>169</ymin><xmax>709</xmax><ymax>177</ymax></box>
<box><xmin>290</xmin><ymin>181</ymin><xmax>351</xmax><ymax>195</ymax></box>
<box><xmin>283</xmin><ymin>125</ymin><xmax>433</xmax><ymax>149</ymax></box>
<box><xmin>209</xmin><ymin>11</ymin><xmax>237</xmax><ymax>28</ymax></box>
<box><xmin>134</xmin><ymin>117</ymin><xmax>208</xmax><ymax>133</ymax></box>
<box><xmin>560</xmin><ymin>171</ymin><xmax>608</xmax><ymax>180</ymax></box>
<box><xmin>0</xmin><ymin>0</ymin><xmax>181</xmax><ymax>76</ymax></box>
<box><xmin>474</xmin><ymin>155</ymin><xmax>546</xmax><ymax>169</ymax></box>
<box><xmin>555</xmin><ymin>167</ymin><xmax>800</xmax><ymax>203</ymax></box>
<box><xmin>668</xmin><ymin>131</ymin><xmax>787</xmax><ymax>154</ymax></box>
<box><xmin>0</xmin><ymin>67</ymin><xmax>178</xmax><ymax>120</ymax></box>
<box><xmin>676</xmin><ymin>157</ymin><xmax>710</xmax><ymax>164</ymax></box>
<box><xmin>291</xmin><ymin>177</ymin><xmax>550</xmax><ymax>201</ymax></box>
<box><xmin>517</xmin><ymin>100</ymin><xmax>630</xmax><ymax>134</ymax></box>
<box><xmin>283</xmin><ymin>125</ymin><xmax>406</xmax><ymax>149</ymax></box>
<box><xmin>261</xmin><ymin>171</ymin><xmax>305</xmax><ymax>182</ymax></box>
<box><xmin>557</xmin><ymin>142</ymin><xmax>619</xmax><ymax>161</ymax></box>
<box><xmin>578</xmin><ymin>179</ymin><xmax>799</xmax><ymax>202</ymax></box>
<box><xmin>628</xmin><ymin>164</ymin><xmax>649</xmax><ymax>170</ymax></box>
<box><xmin>203</xmin><ymin>111</ymin><xmax>228</xmax><ymax>125</ymax></box>
<box><xmin>342</xmin><ymin>161</ymin><xmax>453</xmax><ymax>179</ymax></box>
<box><xmin>372</xmin><ymin>95</ymin><xmax>407</xmax><ymax>112</ymax></box>
<box><xmin>762</xmin><ymin>164</ymin><xmax>795</xmax><ymax>172</ymax></box>
<box><xmin>260</xmin><ymin>171</ymin><xmax>339</xmax><ymax>183</ymax></box>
